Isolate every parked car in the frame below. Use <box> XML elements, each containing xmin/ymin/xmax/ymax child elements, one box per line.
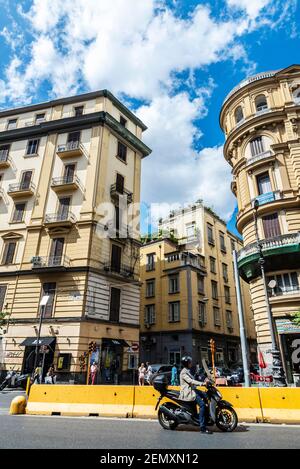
<box><xmin>145</xmin><ymin>364</ymin><xmax>173</xmax><ymax>385</ymax></box>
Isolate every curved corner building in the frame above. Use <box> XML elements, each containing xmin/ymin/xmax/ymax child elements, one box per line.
<box><xmin>220</xmin><ymin>65</ymin><xmax>300</xmax><ymax>383</ymax></box>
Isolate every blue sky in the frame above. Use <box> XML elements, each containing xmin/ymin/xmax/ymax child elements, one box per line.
<box><xmin>0</xmin><ymin>0</ymin><xmax>299</xmax><ymax>237</ymax></box>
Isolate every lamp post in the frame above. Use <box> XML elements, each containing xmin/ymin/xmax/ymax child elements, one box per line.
<box><xmin>253</xmin><ymin>199</ymin><xmax>286</xmax><ymax>386</ymax></box>
<box><xmin>32</xmin><ymin>295</ymin><xmax>49</xmax><ymax>380</ymax></box>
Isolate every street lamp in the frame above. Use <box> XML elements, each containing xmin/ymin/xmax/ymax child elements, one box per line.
<box><xmin>253</xmin><ymin>199</ymin><xmax>286</xmax><ymax>386</ymax></box>
<box><xmin>32</xmin><ymin>295</ymin><xmax>49</xmax><ymax>379</ymax></box>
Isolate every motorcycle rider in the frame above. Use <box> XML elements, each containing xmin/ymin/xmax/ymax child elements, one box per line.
<box><xmin>179</xmin><ymin>355</ymin><xmax>212</xmax><ymax>434</ymax></box>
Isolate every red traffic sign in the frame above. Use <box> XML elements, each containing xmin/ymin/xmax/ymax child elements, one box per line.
<box><xmin>131</xmin><ymin>342</ymin><xmax>139</xmax><ymax>352</ymax></box>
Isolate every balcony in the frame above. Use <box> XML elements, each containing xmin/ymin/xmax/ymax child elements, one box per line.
<box><xmin>164</xmin><ymin>252</ymin><xmax>206</xmax><ymax>272</ymax></box>
<box><xmin>31</xmin><ymin>255</ymin><xmax>70</xmax><ymax>272</ymax></box>
<box><xmin>7</xmin><ymin>181</ymin><xmax>35</xmax><ymax>198</ymax></box>
<box><xmin>103</xmin><ymin>263</ymin><xmax>134</xmax><ymax>278</ymax></box>
<box><xmin>51</xmin><ymin>175</ymin><xmax>82</xmax><ymax>193</ymax></box>
<box><xmin>0</xmin><ymin>149</ymin><xmax>11</xmax><ymax>169</ymax></box>
<box><xmin>25</xmin><ymin>118</ymin><xmax>46</xmax><ymax>126</ymax></box>
<box><xmin>110</xmin><ymin>183</ymin><xmax>133</xmax><ymax>204</ymax></box>
<box><xmin>251</xmin><ymin>190</ymin><xmax>282</xmax><ymax>207</ymax></box>
<box><xmin>237</xmin><ymin>232</ymin><xmax>300</xmax><ymax>281</ymax></box>
<box><xmin>246</xmin><ymin>150</ymin><xmax>273</xmax><ymax>168</ymax></box>
<box><xmin>44</xmin><ymin>212</ymin><xmax>76</xmax><ymax>228</ymax></box>
<box><xmin>56</xmin><ymin>141</ymin><xmax>84</xmax><ymax>158</ymax></box>
<box><xmin>269</xmin><ymin>285</ymin><xmax>300</xmax><ymax>298</ymax></box>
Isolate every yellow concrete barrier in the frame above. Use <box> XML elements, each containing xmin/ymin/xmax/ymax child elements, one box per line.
<box><xmin>26</xmin><ymin>385</ymin><xmax>134</xmax><ymax>417</ymax></box>
<box><xmin>10</xmin><ymin>395</ymin><xmax>27</xmax><ymax>415</ymax></box>
<box><xmin>259</xmin><ymin>388</ymin><xmax>300</xmax><ymax>423</ymax></box>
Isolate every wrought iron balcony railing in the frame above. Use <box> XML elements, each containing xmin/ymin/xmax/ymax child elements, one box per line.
<box><xmin>51</xmin><ymin>175</ymin><xmax>81</xmax><ymax>187</ymax></box>
<box><xmin>110</xmin><ymin>183</ymin><xmax>133</xmax><ymax>203</ymax></box>
<box><xmin>44</xmin><ymin>212</ymin><xmax>76</xmax><ymax>224</ymax></box>
<box><xmin>103</xmin><ymin>263</ymin><xmax>134</xmax><ymax>278</ymax></box>
<box><xmin>269</xmin><ymin>285</ymin><xmax>300</xmax><ymax>297</ymax></box>
<box><xmin>237</xmin><ymin>232</ymin><xmax>300</xmax><ymax>262</ymax></box>
<box><xmin>31</xmin><ymin>255</ymin><xmax>70</xmax><ymax>269</ymax></box>
<box><xmin>8</xmin><ymin>181</ymin><xmax>36</xmax><ymax>194</ymax></box>
<box><xmin>57</xmin><ymin>141</ymin><xmax>84</xmax><ymax>154</ymax></box>
<box><xmin>246</xmin><ymin>150</ymin><xmax>273</xmax><ymax>167</ymax></box>
<box><xmin>251</xmin><ymin>190</ymin><xmax>282</xmax><ymax>207</ymax></box>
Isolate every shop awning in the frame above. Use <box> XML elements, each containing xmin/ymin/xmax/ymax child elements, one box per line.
<box><xmin>102</xmin><ymin>338</ymin><xmax>130</xmax><ymax>347</ymax></box>
<box><xmin>19</xmin><ymin>337</ymin><xmax>56</xmax><ymax>347</ymax></box>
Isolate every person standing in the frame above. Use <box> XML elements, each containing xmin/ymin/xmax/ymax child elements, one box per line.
<box><xmin>145</xmin><ymin>362</ymin><xmax>153</xmax><ymax>384</ymax></box>
<box><xmin>171</xmin><ymin>364</ymin><xmax>178</xmax><ymax>386</ymax></box>
<box><xmin>33</xmin><ymin>363</ymin><xmax>42</xmax><ymax>384</ymax></box>
<box><xmin>138</xmin><ymin>363</ymin><xmax>146</xmax><ymax>386</ymax></box>
<box><xmin>46</xmin><ymin>364</ymin><xmax>56</xmax><ymax>384</ymax></box>
<box><xmin>90</xmin><ymin>361</ymin><xmax>98</xmax><ymax>385</ymax></box>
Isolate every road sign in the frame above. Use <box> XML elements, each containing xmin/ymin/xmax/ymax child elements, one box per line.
<box><xmin>131</xmin><ymin>342</ymin><xmax>139</xmax><ymax>352</ymax></box>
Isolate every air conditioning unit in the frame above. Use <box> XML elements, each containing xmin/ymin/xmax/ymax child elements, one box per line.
<box><xmin>31</xmin><ymin>256</ymin><xmax>42</xmax><ymax>265</ymax></box>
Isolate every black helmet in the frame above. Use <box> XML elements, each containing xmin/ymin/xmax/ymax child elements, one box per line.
<box><xmin>181</xmin><ymin>356</ymin><xmax>192</xmax><ymax>368</ymax></box>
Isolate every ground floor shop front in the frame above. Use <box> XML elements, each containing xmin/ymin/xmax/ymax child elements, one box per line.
<box><xmin>140</xmin><ymin>330</ymin><xmax>257</xmax><ymax>368</ymax></box>
<box><xmin>0</xmin><ymin>320</ymin><xmax>139</xmax><ymax>384</ymax></box>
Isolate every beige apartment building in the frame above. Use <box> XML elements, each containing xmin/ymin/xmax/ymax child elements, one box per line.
<box><xmin>220</xmin><ymin>65</ymin><xmax>300</xmax><ymax>383</ymax></box>
<box><xmin>0</xmin><ymin>90</ymin><xmax>151</xmax><ymax>383</ymax></box>
<box><xmin>140</xmin><ymin>203</ymin><xmax>257</xmax><ymax>367</ymax></box>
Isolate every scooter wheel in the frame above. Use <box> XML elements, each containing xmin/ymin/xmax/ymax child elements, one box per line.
<box><xmin>158</xmin><ymin>403</ymin><xmax>178</xmax><ymax>430</ymax></box>
<box><xmin>215</xmin><ymin>406</ymin><xmax>238</xmax><ymax>432</ymax></box>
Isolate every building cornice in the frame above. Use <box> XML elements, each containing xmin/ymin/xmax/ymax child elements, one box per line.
<box><xmin>8</xmin><ymin>316</ymin><xmax>140</xmax><ymax>329</ymax></box>
<box><xmin>0</xmin><ymin>89</ymin><xmax>148</xmax><ymax>131</ymax></box>
<box><xmin>0</xmin><ymin>111</ymin><xmax>152</xmax><ymax>157</ymax></box>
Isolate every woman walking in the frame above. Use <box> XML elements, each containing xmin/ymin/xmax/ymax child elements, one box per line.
<box><xmin>138</xmin><ymin>363</ymin><xmax>146</xmax><ymax>386</ymax></box>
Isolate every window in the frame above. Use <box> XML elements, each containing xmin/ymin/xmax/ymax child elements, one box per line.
<box><xmin>211</xmin><ymin>280</ymin><xmax>218</xmax><ymax>300</ymax></box>
<box><xmin>2</xmin><ymin>241</ymin><xmax>16</xmax><ymax>265</ymax></box>
<box><xmin>146</xmin><ymin>279</ymin><xmax>155</xmax><ymax>298</ymax></box>
<box><xmin>144</xmin><ymin>304</ymin><xmax>155</xmax><ymax>325</ymax></box>
<box><xmin>207</xmin><ymin>223</ymin><xmax>214</xmax><ymax>245</ymax></box>
<box><xmin>40</xmin><ymin>282</ymin><xmax>56</xmax><ymax>318</ymax></box>
<box><xmin>262</xmin><ymin>213</ymin><xmax>281</xmax><ymax>238</ymax></box>
<box><xmin>222</xmin><ymin>263</ymin><xmax>228</xmax><ymax>282</ymax></box>
<box><xmin>226</xmin><ymin>310</ymin><xmax>233</xmax><ymax>329</ymax></box>
<box><xmin>199</xmin><ymin>302</ymin><xmax>207</xmax><ymax>326</ymax></box>
<box><xmin>117</xmin><ymin>141</ymin><xmax>127</xmax><ymax>162</ymax></box>
<box><xmin>0</xmin><ymin>285</ymin><xmax>7</xmax><ymax>311</ymax></box>
<box><xmin>267</xmin><ymin>272</ymin><xmax>299</xmax><ymax>295</ymax></box>
<box><xmin>250</xmin><ymin>137</ymin><xmax>264</xmax><ymax>156</ymax></box>
<box><xmin>74</xmin><ymin>106</ymin><xmax>84</xmax><ymax>117</ymax></box>
<box><xmin>57</xmin><ymin>353</ymin><xmax>72</xmax><ymax>371</ymax></box>
<box><xmin>20</xmin><ymin>171</ymin><xmax>32</xmax><ymax>189</ymax></box>
<box><xmin>120</xmin><ymin>116</ymin><xmax>127</xmax><ymax>127</ymax></box>
<box><xmin>216</xmin><ymin>348</ymin><xmax>224</xmax><ymax>364</ymax></box>
<box><xmin>224</xmin><ymin>285</ymin><xmax>231</xmax><ymax>304</ymax></box>
<box><xmin>235</xmin><ymin>106</ymin><xmax>244</xmax><ymax>124</ymax></box>
<box><xmin>219</xmin><ymin>232</ymin><xmax>226</xmax><ymax>252</ymax></box>
<box><xmin>146</xmin><ymin>253</ymin><xmax>155</xmax><ymax>271</ymax></box>
<box><xmin>67</xmin><ymin>131</ymin><xmax>80</xmax><ymax>147</ymax></box>
<box><xmin>230</xmin><ymin>239</ymin><xmax>235</xmax><ymax>253</ymax></box>
<box><xmin>63</xmin><ymin>164</ymin><xmax>75</xmax><ymax>183</ymax></box>
<box><xmin>49</xmin><ymin>238</ymin><xmax>64</xmax><ymax>265</ymax></box>
<box><xmin>169</xmin><ymin>351</ymin><xmax>181</xmax><ymax>367</ymax></box>
<box><xmin>257</xmin><ymin>172</ymin><xmax>272</xmax><ymax>195</ymax></box>
<box><xmin>213</xmin><ymin>307</ymin><xmax>221</xmax><ymax>326</ymax></box>
<box><xmin>111</xmin><ymin>244</ymin><xmax>122</xmax><ymax>273</ymax></box>
<box><xmin>197</xmin><ymin>274</ymin><xmax>204</xmax><ymax>294</ymax></box>
<box><xmin>169</xmin><ymin>301</ymin><xmax>180</xmax><ymax>322</ymax></box>
<box><xmin>12</xmin><ymin>203</ymin><xmax>26</xmax><ymax>223</ymax></box>
<box><xmin>35</xmin><ymin>113</ymin><xmax>45</xmax><ymax>124</ymax></box>
<box><xmin>186</xmin><ymin>223</ymin><xmax>196</xmax><ymax>241</ymax></box>
<box><xmin>169</xmin><ymin>274</ymin><xmax>179</xmax><ymax>294</ymax></box>
<box><xmin>109</xmin><ymin>287</ymin><xmax>121</xmax><ymax>322</ymax></box>
<box><xmin>7</xmin><ymin>119</ymin><xmax>17</xmax><ymax>130</ymax></box>
<box><xmin>0</xmin><ymin>144</ymin><xmax>10</xmax><ymax>160</ymax></box>
<box><xmin>26</xmin><ymin>139</ymin><xmax>39</xmax><ymax>156</ymax></box>
<box><xmin>255</xmin><ymin>94</ymin><xmax>268</xmax><ymax>112</ymax></box>
<box><xmin>116</xmin><ymin>173</ymin><xmax>124</xmax><ymax>194</ymax></box>
<box><xmin>58</xmin><ymin>197</ymin><xmax>71</xmax><ymax>219</ymax></box>
<box><xmin>210</xmin><ymin>256</ymin><xmax>216</xmax><ymax>273</ymax></box>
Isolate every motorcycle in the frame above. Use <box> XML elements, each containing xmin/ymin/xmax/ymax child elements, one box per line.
<box><xmin>152</xmin><ymin>373</ymin><xmax>238</xmax><ymax>432</ymax></box>
<box><xmin>0</xmin><ymin>370</ymin><xmax>30</xmax><ymax>391</ymax></box>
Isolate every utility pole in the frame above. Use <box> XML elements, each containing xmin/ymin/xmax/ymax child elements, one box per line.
<box><xmin>233</xmin><ymin>250</ymin><xmax>250</xmax><ymax>387</ymax></box>
<box><xmin>253</xmin><ymin>199</ymin><xmax>286</xmax><ymax>387</ymax></box>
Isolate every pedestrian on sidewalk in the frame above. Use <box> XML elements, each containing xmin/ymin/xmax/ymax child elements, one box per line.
<box><xmin>33</xmin><ymin>363</ymin><xmax>42</xmax><ymax>384</ymax></box>
<box><xmin>138</xmin><ymin>363</ymin><xmax>146</xmax><ymax>386</ymax></box>
<box><xmin>46</xmin><ymin>364</ymin><xmax>56</xmax><ymax>384</ymax></box>
<box><xmin>171</xmin><ymin>363</ymin><xmax>178</xmax><ymax>386</ymax></box>
<box><xmin>90</xmin><ymin>361</ymin><xmax>98</xmax><ymax>385</ymax></box>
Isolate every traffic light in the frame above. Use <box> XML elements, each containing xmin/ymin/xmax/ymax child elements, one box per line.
<box><xmin>88</xmin><ymin>341</ymin><xmax>97</xmax><ymax>354</ymax></box>
<box><xmin>209</xmin><ymin>338</ymin><xmax>215</xmax><ymax>355</ymax></box>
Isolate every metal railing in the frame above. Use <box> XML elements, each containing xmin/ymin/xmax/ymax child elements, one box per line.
<box><xmin>110</xmin><ymin>183</ymin><xmax>133</xmax><ymax>203</ymax></box>
<box><xmin>31</xmin><ymin>255</ymin><xmax>70</xmax><ymax>268</ymax></box>
<box><xmin>269</xmin><ymin>285</ymin><xmax>300</xmax><ymax>297</ymax></box>
<box><xmin>57</xmin><ymin>141</ymin><xmax>84</xmax><ymax>153</ymax></box>
<box><xmin>251</xmin><ymin>190</ymin><xmax>282</xmax><ymax>207</ymax></box>
<box><xmin>44</xmin><ymin>212</ymin><xmax>76</xmax><ymax>224</ymax></box>
<box><xmin>8</xmin><ymin>181</ymin><xmax>36</xmax><ymax>193</ymax></box>
<box><xmin>51</xmin><ymin>175</ymin><xmax>81</xmax><ymax>187</ymax></box>
<box><xmin>165</xmin><ymin>252</ymin><xmax>205</xmax><ymax>269</ymax></box>
<box><xmin>237</xmin><ymin>232</ymin><xmax>300</xmax><ymax>261</ymax></box>
<box><xmin>0</xmin><ymin>149</ymin><xmax>9</xmax><ymax>162</ymax></box>
<box><xmin>246</xmin><ymin>150</ymin><xmax>273</xmax><ymax>167</ymax></box>
<box><xmin>103</xmin><ymin>263</ymin><xmax>134</xmax><ymax>278</ymax></box>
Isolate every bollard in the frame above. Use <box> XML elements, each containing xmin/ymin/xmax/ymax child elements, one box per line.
<box><xmin>10</xmin><ymin>395</ymin><xmax>27</xmax><ymax>415</ymax></box>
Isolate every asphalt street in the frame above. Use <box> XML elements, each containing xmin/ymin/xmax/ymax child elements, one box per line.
<box><xmin>1</xmin><ymin>389</ymin><xmax>300</xmax><ymax>449</ymax></box>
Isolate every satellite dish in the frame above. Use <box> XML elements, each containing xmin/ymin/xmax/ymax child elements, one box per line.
<box><xmin>268</xmin><ymin>279</ymin><xmax>277</xmax><ymax>289</ymax></box>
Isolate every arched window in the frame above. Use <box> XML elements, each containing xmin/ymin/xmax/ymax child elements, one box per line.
<box><xmin>255</xmin><ymin>95</ymin><xmax>268</xmax><ymax>112</ymax></box>
<box><xmin>293</xmin><ymin>88</ymin><xmax>300</xmax><ymax>104</ymax></box>
<box><xmin>235</xmin><ymin>106</ymin><xmax>244</xmax><ymax>124</ymax></box>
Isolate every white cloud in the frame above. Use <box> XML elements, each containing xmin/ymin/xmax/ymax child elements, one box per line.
<box><xmin>0</xmin><ymin>0</ymin><xmax>294</xmax><ymax>219</ymax></box>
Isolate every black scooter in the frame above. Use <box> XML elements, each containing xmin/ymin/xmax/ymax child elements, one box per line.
<box><xmin>153</xmin><ymin>373</ymin><xmax>238</xmax><ymax>432</ymax></box>
<box><xmin>0</xmin><ymin>370</ymin><xmax>29</xmax><ymax>391</ymax></box>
